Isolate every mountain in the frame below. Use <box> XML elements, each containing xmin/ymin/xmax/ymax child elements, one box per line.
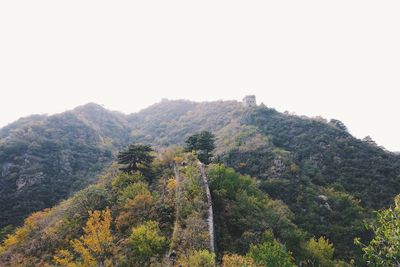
<box><xmin>129</xmin><ymin>99</ymin><xmax>400</xmax><ymax>206</ymax></box>
<box><xmin>0</xmin><ymin>103</ymin><xmax>131</xmax><ymax>228</ymax></box>
<box><xmin>129</xmin><ymin>100</ymin><xmax>400</xmax><ymax>259</ymax></box>
<box><xmin>0</xmin><ymin>99</ymin><xmax>399</xmax><ymax>265</ymax></box>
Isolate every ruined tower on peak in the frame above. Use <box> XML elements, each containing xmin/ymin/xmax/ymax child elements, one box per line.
<box><xmin>242</xmin><ymin>95</ymin><xmax>257</xmax><ymax>107</ymax></box>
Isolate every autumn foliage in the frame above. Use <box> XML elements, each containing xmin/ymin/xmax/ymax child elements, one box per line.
<box><xmin>54</xmin><ymin>208</ymin><xmax>113</xmax><ymax>266</ymax></box>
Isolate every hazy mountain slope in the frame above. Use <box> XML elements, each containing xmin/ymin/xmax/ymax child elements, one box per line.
<box><xmin>243</xmin><ymin>107</ymin><xmax>400</xmax><ymax>209</ymax></box>
<box><xmin>1</xmin><ymin>99</ymin><xmax>399</xmax><ymax>262</ymax></box>
<box><xmin>126</xmin><ymin>99</ymin><xmax>400</xmax><ymax>260</ymax></box>
<box><xmin>129</xmin><ymin>99</ymin><xmax>400</xmax><ymax>210</ymax></box>
<box><xmin>128</xmin><ymin>100</ymin><xmax>245</xmax><ymax>146</ymax></box>
<box><xmin>0</xmin><ymin>104</ymin><xmax>131</xmax><ymax>228</ymax></box>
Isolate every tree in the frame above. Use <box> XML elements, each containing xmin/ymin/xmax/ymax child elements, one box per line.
<box><xmin>54</xmin><ymin>208</ymin><xmax>114</xmax><ymax>266</ymax></box>
<box><xmin>111</xmin><ymin>172</ymin><xmax>145</xmax><ymax>193</ymax></box>
<box><xmin>247</xmin><ymin>240</ymin><xmax>295</xmax><ymax>267</ymax></box>
<box><xmin>0</xmin><ymin>226</ymin><xmax>14</xmax><ymax>243</ymax></box>
<box><xmin>185</xmin><ymin>131</ymin><xmax>215</xmax><ymax>164</ymax></box>
<box><xmin>197</xmin><ymin>131</ymin><xmax>216</xmax><ymax>164</ymax></box>
<box><xmin>117</xmin><ymin>144</ymin><xmax>154</xmax><ymax>174</ymax></box>
<box><xmin>186</xmin><ymin>250</ymin><xmax>216</xmax><ymax>267</ymax></box>
<box><xmin>222</xmin><ymin>253</ymin><xmax>257</xmax><ymax>267</ymax></box>
<box><xmin>0</xmin><ymin>209</ymin><xmax>50</xmax><ymax>254</ymax></box>
<box><xmin>355</xmin><ymin>194</ymin><xmax>400</xmax><ymax>266</ymax></box>
<box><xmin>329</xmin><ymin>119</ymin><xmax>348</xmax><ymax>132</ymax></box>
<box><xmin>117</xmin><ymin>181</ymin><xmax>150</xmax><ymax>205</ymax></box>
<box><xmin>116</xmin><ymin>193</ymin><xmax>154</xmax><ymax>231</ymax></box>
<box><xmin>362</xmin><ymin>136</ymin><xmax>377</xmax><ymax>146</ymax></box>
<box><xmin>129</xmin><ymin>221</ymin><xmax>167</xmax><ymax>266</ymax></box>
<box><xmin>305</xmin><ymin>237</ymin><xmax>335</xmax><ymax>267</ymax></box>
<box><xmin>185</xmin><ymin>134</ymin><xmax>199</xmax><ymax>152</ymax></box>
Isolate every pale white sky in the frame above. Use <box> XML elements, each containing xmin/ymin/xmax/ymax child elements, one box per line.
<box><xmin>0</xmin><ymin>1</ymin><xmax>399</xmax><ymax>151</ymax></box>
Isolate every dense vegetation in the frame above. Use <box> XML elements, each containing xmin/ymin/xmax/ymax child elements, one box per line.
<box><xmin>128</xmin><ymin>100</ymin><xmax>400</xmax><ymax>262</ymax></box>
<box><xmin>0</xmin><ymin>103</ymin><xmax>131</xmax><ymax>228</ymax></box>
<box><xmin>355</xmin><ymin>195</ymin><xmax>400</xmax><ymax>266</ymax></box>
<box><xmin>0</xmin><ymin>99</ymin><xmax>399</xmax><ymax>265</ymax></box>
<box><xmin>185</xmin><ymin>131</ymin><xmax>216</xmax><ymax>164</ymax></box>
<box><xmin>0</xmin><ymin>146</ymin><xmax>357</xmax><ymax>266</ymax></box>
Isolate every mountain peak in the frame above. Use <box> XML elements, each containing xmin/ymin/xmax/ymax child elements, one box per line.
<box><xmin>73</xmin><ymin>102</ymin><xmax>107</xmax><ymax>113</ymax></box>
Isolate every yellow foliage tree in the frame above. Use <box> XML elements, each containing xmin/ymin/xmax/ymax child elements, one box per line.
<box><xmin>167</xmin><ymin>178</ymin><xmax>177</xmax><ymax>191</ymax></box>
<box><xmin>54</xmin><ymin>208</ymin><xmax>113</xmax><ymax>267</ymax></box>
<box><xmin>174</xmin><ymin>156</ymin><xmax>184</xmax><ymax>165</ymax></box>
<box><xmin>0</xmin><ymin>209</ymin><xmax>50</xmax><ymax>254</ymax></box>
<box><xmin>290</xmin><ymin>163</ymin><xmax>298</xmax><ymax>174</ymax></box>
<box><xmin>184</xmin><ymin>250</ymin><xmax>216</xmax><ymax>267</ymax></box>
<box><xmin>222</xmin><ymin>253</ymin><xmax>258</xmax><ymax>267</ymax></box>
<box><xmin>53</xmin><ymin>250</ymin><xmax>77</xmax><ymax>267</ymax></box>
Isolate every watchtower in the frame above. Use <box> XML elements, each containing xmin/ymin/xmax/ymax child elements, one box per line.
<box><xmin>242</xmin><ymin>95</ymin><xmax>257</xmax><ymax>107</ymax></box>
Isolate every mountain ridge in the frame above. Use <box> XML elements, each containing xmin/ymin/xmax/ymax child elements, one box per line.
<box><xmin>1</xmin><ymin>99</ymin><xmax>399</xmax><ymax>264</ymax></box>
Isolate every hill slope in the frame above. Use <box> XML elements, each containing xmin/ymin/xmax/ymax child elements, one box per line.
<box><xmin>0</xmin><ymin>104</ymin><xmax>131</xmax><ymax>228</ymax></box>
<box><xmin>129</xmin><ymin>99</ymin><xmax>400</xmax><ymax>209</ymax></box>
<box><xmin>1</xmin><ymin>99</ymin><xmax>399</xmax><ymax>263</ymax></box>
<box><xmin>127</xmin><ymin>100</ymin><xmax>400</xmax><ymax>259</ymax></box>
<box><xmin>0</xmin><ymin>150</ymin><xmax>334</xmax><ymax>266</ymax></box>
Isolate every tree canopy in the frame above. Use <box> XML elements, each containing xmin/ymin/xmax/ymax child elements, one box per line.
<box><xmin>117</xmin><ymin>144</ymin><xmax>154</xmax><ymax>174</ymax></box>
<box><xmin>185</xmin><ymin>131</ymin><xmax>216</xmax><ymax>164</ymax></box>
<box><xmin>53</xmin><ymin>208</ymin><xmax>114</xmax><ymax>267</ymax></box>
<box><xmin>129</xmin><ymin>221</ymin><xmax>167</xmax><ymax>266</ymax></box>
<box><xmin>355</xmin><ymin>194</ymin><xmax>400</xmax><ymax>266</ymax></box>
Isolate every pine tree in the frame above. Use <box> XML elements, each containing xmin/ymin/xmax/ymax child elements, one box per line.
<box><xmin>184</xmin><ymin>131</ymin><xmax>215</xmax><ymax>164</ymax></box>
<box><xmin>117</xmin><ymin>144</ymin><xmax>154</xmax><ymax>174</ymax></box>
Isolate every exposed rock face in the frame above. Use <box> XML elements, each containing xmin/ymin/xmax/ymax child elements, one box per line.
<box><xmin>318</xmin><ymin>195</ymin><xmax>328</xmax><ymax>201</ymax></box>
<box><xmin>1</xmin><ymin>163</ymin><xmax>13</xmax><ymax>177</ymax></box>
<box><xmin>270</xmin><ymin>157</ymin><xmax>286</xmax><ymax>177</ymax></box>
<box><xmin>16</xmin><ymin>172</ymin><xmax>45</xmax><ymax>191</ymax></box>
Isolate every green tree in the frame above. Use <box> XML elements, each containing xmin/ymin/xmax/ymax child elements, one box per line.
<box><xmin>185</xmin><ymin>131</ymin><xmax>215</xmax><ymax>164</ymax></box>
<box><xmin>187</xmin><ymin>250</ymin><xmax>216</xmax><ymax>267</ymax></box>
<box><xmin>117</xmin><ymin>144</ymin><xmax>154</xmax><ymax>174</ymax></box>
<box><xmin>118</xmin><ymin>181</ymin><xmax>150</xmax><ymax>204</ymax></box>
<box><xmin>222</xmin><ymin>253</ymin><xmax>257</xmax><ymax>267</ymax></box>
<box><xmin>329</xmin><ymin>119</ymin><xmax>348</xmax><ymax>132</ymax></box>
<box><xmin>355</xmin><ymin>195</ymin><xmax>400</xmax><ymax>266</ymax></box>
<box><xmin>196</xmin><ymin>131</ymin><xmax>216</xmax><ymax>164</ymax></box>
<box><xmin>305</xmin><ymin>237</ymin><xmax>335</xmax><ymax>267</ymax></box>
<box><xmin>247</xmin><ymin>240</ymin><xmax>295</xmax><ymax>267</ymax></box>
<box><xmin>111</xmin><ymin>172</ymin><xmax>145</xmax><ymax>193</ymax></box>
<box><xmin>129</xmin><ymin>221</ymin><xmax>167</xmax><ymax>266</ymax></box>
<box><xmin>185</xmin><ymin>134</ymin><xmax>199</xmax><ymax>152</ymax></box>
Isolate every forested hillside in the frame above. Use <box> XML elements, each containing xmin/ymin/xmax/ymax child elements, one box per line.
<box><xmin>0</xmin><ymin>99</ymin><xmax>399</xmax><ymax>265</ymax></box>
<box><xmin>127</xmin><ymin>100</ymin><xmax>400</xmax><ymax>261</ymax></box>
<box><xmin>0</xmin><ymin>146</ymin><xmax>355</xmax><ymax>266</ymax></box>
<box><xmin>0</xmin><ymin>103</ymin><xmax>131</xmax><ymax>228</ymax></box>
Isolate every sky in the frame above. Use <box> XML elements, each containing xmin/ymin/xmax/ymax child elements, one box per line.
<box><xmin>0</xmin><ymin>1</ymin><xmax>399</xmax><ymax>151</ymax></box>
